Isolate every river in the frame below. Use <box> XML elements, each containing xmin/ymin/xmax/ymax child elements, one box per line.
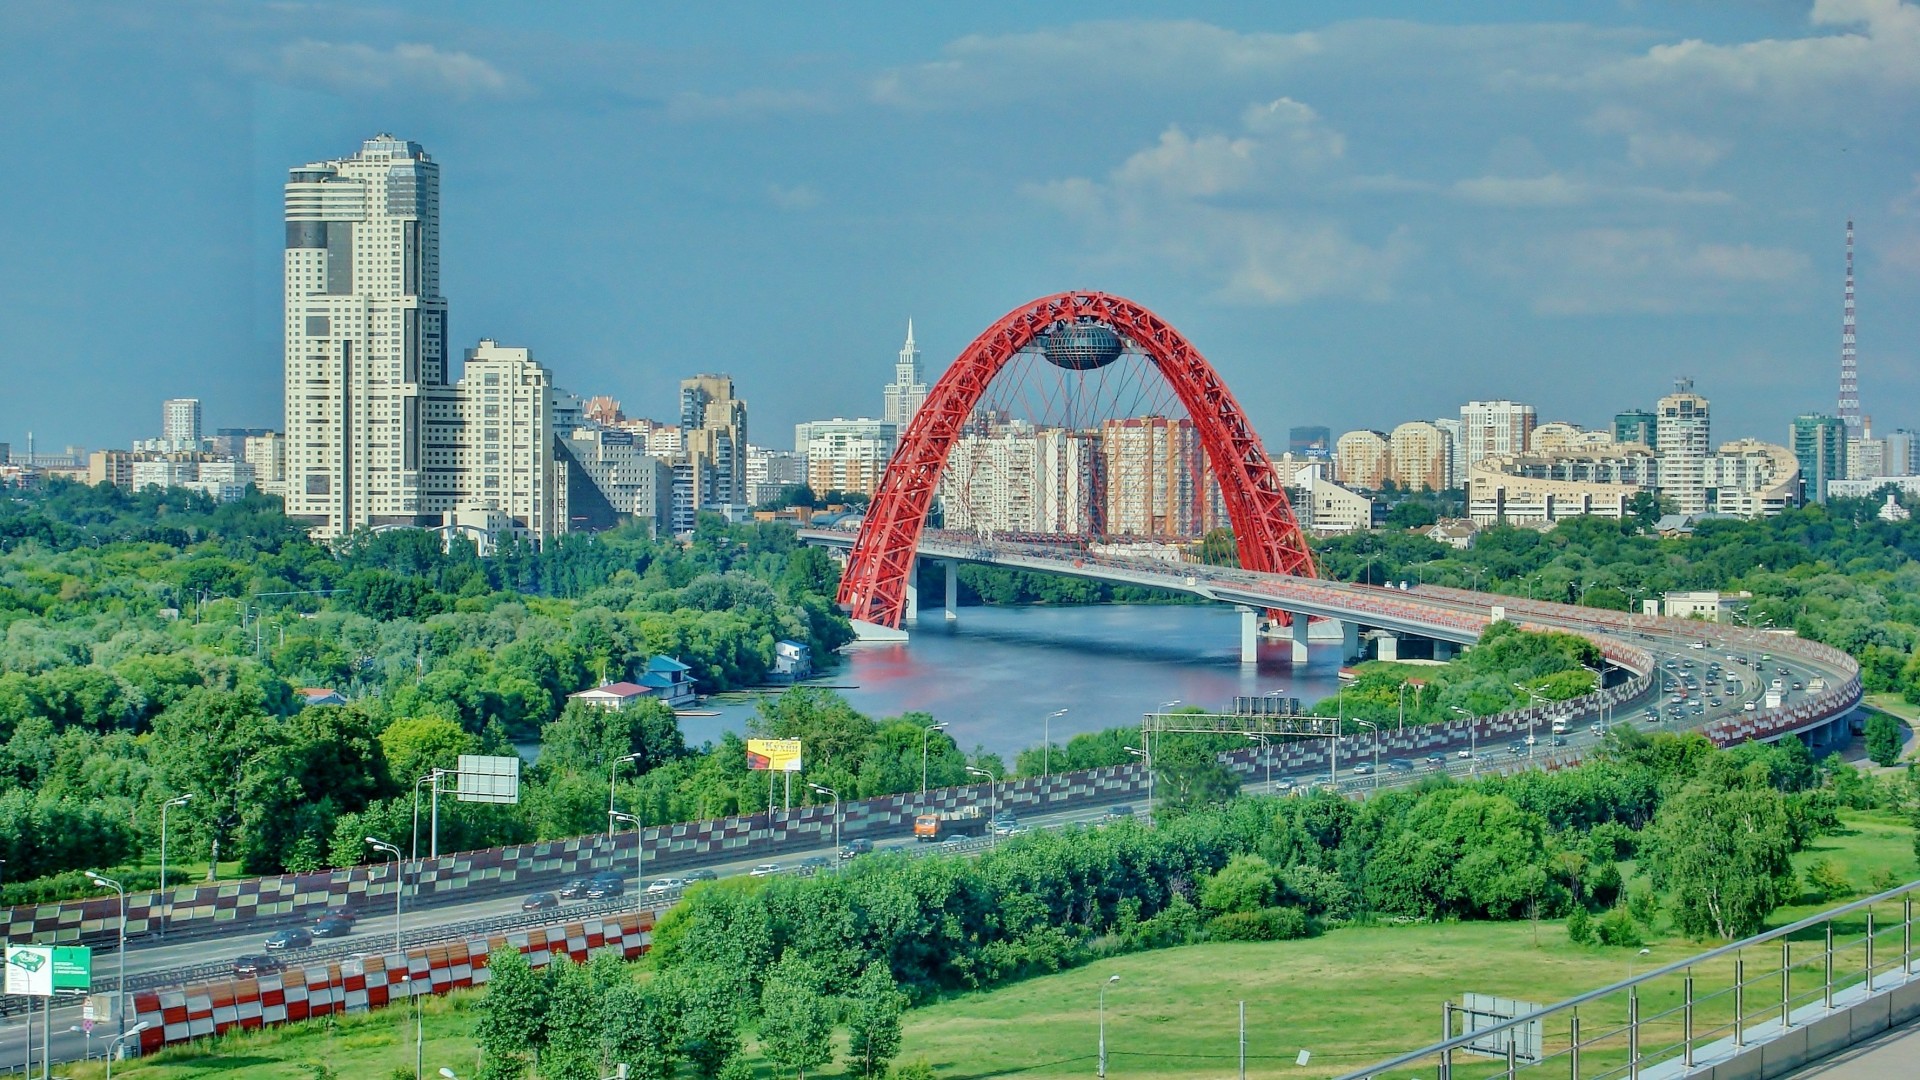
<box><xmin>679</xmin><ymin>604</ymin><xmax>1349</xmax><ymax>760</ymax></box>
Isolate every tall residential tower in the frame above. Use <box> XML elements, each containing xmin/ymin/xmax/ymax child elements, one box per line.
<box><xmin>883</xmin><ymin>321</ymin><xmax>929</xmax><ymax>429</ymax></box>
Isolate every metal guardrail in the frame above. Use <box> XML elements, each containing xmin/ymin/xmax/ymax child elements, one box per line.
<box><xmin>1337</xmin><ymin>878</ymin><xmax>1920</xmax><ymax>1080</ymax></box>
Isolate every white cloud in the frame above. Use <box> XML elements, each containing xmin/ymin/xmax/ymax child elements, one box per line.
<box><xmin>667</xmin><ymin>88</ymin><xmax>835</xmax><ymax>122</ymax></box>
<box><xmin>1030</xmin><ymin>100</ymin><xmax>1408</xmax><ymax>304</ymax></box>
<box><xmin>1450</xmin><ymin>173</ymin><xmax>1733</xmax><ymax>208</ymax></box>
<box><xmin>1578</xmin><ymin>0</ymin><xmax>1920</xmax><ymax>97</ymax></box>
<box><xmin>766</xmin><ymin>183</ymin><xmax>821</xmax><ymax>211</ymax></box>
<box><xmin>1481</xmin><ymin>228</ymin><xmax>1810</xmax><ymax>315</ymax></box>
<box><xmin>1585</xmin><ymin>106</ymin><xmax>1731</xmax><ymax>170</ymax></box>
<box><xmin>270</xmin><ymin>41</ymin><xmax>520</xmax><ymax>99</ymax></box>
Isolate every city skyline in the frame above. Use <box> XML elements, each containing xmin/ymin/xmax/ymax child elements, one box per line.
<box><xmin>1</xmin><ymin>2</ymin><xmax>1915</xmax><ymax>455</ymax></box>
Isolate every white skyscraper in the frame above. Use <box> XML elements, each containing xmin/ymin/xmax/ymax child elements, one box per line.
<box><xmin>162</xmin><ymin>399</ymin><xmax>202</xmax><ymax>446</ymax></box>
<box><xmin>282</xmin><ymin>135</ymin><xmax>447</xmax><ymax>539</ymax></box>
<box><xmin>1656</xmin><ymin>380</ymin><xmax>1712</xmax><ymax>515</ymax></box>
<box><xmin>1460</xmin><ymin>400</ymin><xmax>1536</xmax><ymax>466</ymax></box>
<box><xmin>883</xmin><ymin>321</ymin><xmax>929</xmax><ymax>429</ymax></box>
<box><xmin>419</xmin><ymin>341</ymin><xmax>561</xmax><ymax>543</ymax></box>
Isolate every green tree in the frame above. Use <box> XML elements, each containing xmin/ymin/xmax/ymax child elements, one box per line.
<box><xmin>1199</xmin><ymin>854</ymin><xmax>1277</xmax><ymax>917</ymax></box>
<box><xmin>1641</xmin><ymin>785</ymin><xmax>1797</xmax><ymax>940</ymax></box>
<box><xmin>605</xmin><ymin>982</ymin><xmax>683</xmax><ymax>1080</ymax></box>
<box><xmin>1864</xmin><ymin>713</ymin><xmax>1905</xmax><ymax>767</ymax></box>
<box><xmin>1804</xmin><ymin>858</ymin><xmax>1852</xmax><ymax>902</ymax></box>
<box><xmin>541</xmin><ymin>957</ymin><xmax>607</xmax><ymax>1080</ymax></box>
<box><xmin>1595</xmin><ymin>907</ymin><xmax>1644</xmax><ymax>948</ymax></box>
<box><xmin>476</xmin><ymin>947</ymin><xmax>547</xmax><ymax>1079</ymax></box>
<box><xmin>149</xmin><ymin>688</ymin><xmax>280</xmax><ymax>877</ymax></box>
<box><xmin>846</xmin><ymin>964</ymin><xmax>907</xmax><ymax>1080</ymax></box>
<box><xmin>1566</xmin><ymin>906</ymin><xmax>1595</xmax><ymax>945</ymax></box>
<box><xmin>759</xmin><ymin>958</ymin><xmax>835</xmax><ymax>1080</ymax></box>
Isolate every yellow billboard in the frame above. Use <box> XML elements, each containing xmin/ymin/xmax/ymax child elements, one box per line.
<box><xmin>746</xmin><ymin>738</ymin><xmax>804</xmax><ymax>772</ymax></box>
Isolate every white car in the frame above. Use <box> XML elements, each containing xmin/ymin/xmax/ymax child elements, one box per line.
<box><xmin>1457</xmin><ymin>748</ymin><xmax>1472</xmax><ymax>759</ymax></box>
<box><xmin>1744</xmin><ymin>701</ymin><xmax>1758</xmax><ymax>712</ymax></box>
<box><xmin>644</xmin><ymin>877</ymin><xmax>687</xmax><ymax>894</ymax></box>
<box><xmin>748</xmin><ymin>863</ymin><xmax>784</xmax><ymax>877</ymax></box>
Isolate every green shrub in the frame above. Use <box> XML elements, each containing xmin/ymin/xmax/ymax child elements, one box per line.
<box><xmin>1206</xmin><ymin>906</ymin><xmax>1313</xmax><ymax>942</ymax></box>
<box><xmin>1200</xmin><ymin>854</ymin><xmax>1277</xmax><ymax>917</ymax></box>
<box><xmin>1566</xmin><ymin>906</ymin><xmax>1595</xmax><ymax>945</ymax></box>
<box><xmin>1595</xmin><ymin>907</ymin><xmax>1644</xmax><ymax>948</ymax></box>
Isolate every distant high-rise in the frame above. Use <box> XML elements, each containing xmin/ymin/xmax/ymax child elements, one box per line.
<box><xmin>1791</xmin><ymin>414</ymin><xmax>1848</xmax><ymax>504</ymax></box>
<box><xmin>679</xmin><ymin>374</ymin><xmax>748</xmax><ymax>526</ymax></box>
<box><xmin>1838</xmin><ymin>220</ymin><xmax>1861</xmax><ymax>438</ymax></box>
<box><xmin>1288</xmin><ymin>425</ymin><xmax>1332</xmax><ymax>460</ymax></box>
<box><xmin>1656</xmin><ymin>379</ymin><xmax>1712</xmax><ymax>515</ymax></box>
<box><xmin>883</xmin><ymin>321</ymin><xmax>929</xmax><ymax>429</ymax></box>
<box><xmin>1334</xmin><ymin>429</ymin><xmax>1391</xmax><ymax>490</ymax></box>
<box><xmin>282</xmin><ymin>135</ymin><xmax>447</xmax><ymax>538</ymax></box>
<box><xmin>1460</xmin><ymin>400</ymin><xmax>1536</xmax><ymax>466</ymax></box>
<box><xmin>1613</xmin><ymin>409</ymin><xmax>1658</xmax><ymax>450</ymax></box>
<box><xmin>162</xmin><ymin>399</ymin><xmax>202</xmax><ymax>446</ymax></box>
<box><xmin>1431</xmin><ymin>418</ymin><xmax>1466</xmax><ymax>488</ymax></box>
<box><xmin>1387</xmin><ymin>421</ymin><xmax>1449</xmax><ymax>492</ymax></box>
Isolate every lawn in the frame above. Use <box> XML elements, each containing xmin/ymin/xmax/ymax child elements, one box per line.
<box><xmin>42</xmin><ymin>813</ymin><xmax>1917</xmax><ymax>1080</ymax></box>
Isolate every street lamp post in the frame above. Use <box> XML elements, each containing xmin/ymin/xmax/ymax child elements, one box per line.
<box><xmin>1448</xmin><ymin>705</ymin><xmax>1475</xmax><ymax>773</ymax></box>
<box><xmin>920</xmin><ymin>721</ymin><xmax>948</xmax><ymax>796</ymax></box>
<box><xmin>964</xmin><ymin>768</ymin><xmax>995</xmax><ymax>847</ymax></box>
<box><xmin>1099</xmin><ymin>974</ymin><xmax>1121</xmax><ymax>1079</ymax></box>
<box><xmin>1124</xmin><ymin>746</ymin><xmax>1152</xmax><ymax>825</ymax></box>
<box><xmin>1044</xmin><ymin>709</ymin><xmax>1067</xmax><ymax>779</ymax></box>
<box><xmin>1354</xmin><ymin>720</ymin><xmax>1379</xmax><ymax>790</ymax></box>
<box><xmin>365</xmin><ymin>838</ymin><xmax>403</xmax><ymax>956</ymax></box>
<box><xmin>807</xmin><ymin>785</ymin><xmax>840</xmax><ymax>866</ymax></box>
<box><xmin>1514</xmin><ymin>685</ymin><xmax>1548</xmax><ymax>761</ymax></box>
<box><xmin>1581</xmin><ymin>663</ymin><xmax>1610</xmax><ymax>729</ymax></box>
<box><xmin>158</xmin><ymin>792</ymin><xmax>194</xmax><ymax>940</ymax></box>
<box><xmin>609</xmin><ymin>812</ymin><xmax>643</xmax><ymax>902</ymax></box>
<box><xmin>104</xmin><ymin>1020</ymin><xmax>151</xmax><ymax>1080</ymax></box>
<box><xmin>85</xmin><ymin>871</ymin><xmax>127</xmax><ymax>1039</ymax></box>
<box><xmin>1245</xmin><ymin>733</ymin><xmax>1272</xmax><ymax>793</ymax></box>
<box><xmin>1397</xmin><ymin>682</ymin><xmax>1412</xmax><ymax>734</ymax></box>
<box><xmin>608</xmin><ymin>752</ymin><xmax>643</xmax><ymax>840</ymax></box>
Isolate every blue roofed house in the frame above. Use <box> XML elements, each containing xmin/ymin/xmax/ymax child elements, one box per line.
<box><xmin>638</xmin><ymin>655</ymin><xmax>697</xmax><ymax>708</ymax></box>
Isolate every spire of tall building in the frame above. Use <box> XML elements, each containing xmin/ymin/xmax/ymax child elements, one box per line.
<box><xmin>1838</xmin><ymin>219</ymin><xmax>1861</xmax><ymax>439</ymax></box>
<box><xmin>883</xmin><ymin>319</ymin><xmax>929</xmax><ymax>428</ymax></box>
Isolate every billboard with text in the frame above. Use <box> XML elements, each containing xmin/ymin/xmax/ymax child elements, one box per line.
<box><xmin>746</xmin><ymin>738</ymin><xmax>803</xmax><ymax>772</ymax></box>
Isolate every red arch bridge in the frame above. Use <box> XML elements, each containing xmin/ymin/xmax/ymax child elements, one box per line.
<box><xmin>808</xmin><ymin>290</ymin><xmax>1860</xmax><ymax>743</ymax></box>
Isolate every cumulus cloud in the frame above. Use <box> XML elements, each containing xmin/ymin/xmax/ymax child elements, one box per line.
<box><xmin>1480</xmin><ymin>228</ymin><xmax>1810</xmax><ymax>315</ymax></box>
<box><xmin>1585</xmin><ymin>106</ymin><xmax>1731</xmax><ymax>171</ymax></box>
<box><xmin>1450</xmin><ymin>173</ymin><xmax>1733</xmax><ymax>208</ymax></box>
<box><xmin>269</xmin><ymin>40</ymin><xmax>521</xmax><ymax>99</ymax></box>
<box><xmin>1576</xmin><ymin>0</ymin><xmax>1920</xmax><ymax>97</ymax></box>
<box><xmin>1030</xmin><ymin>99</ymin><xmax>1409</xmax><ymax>304</ymax></box>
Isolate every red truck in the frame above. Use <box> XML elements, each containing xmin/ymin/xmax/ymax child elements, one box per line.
<box><xmin>913</xmin><ymin>806</ymin><xmax>988</xmax><ymax>842</ymax></box>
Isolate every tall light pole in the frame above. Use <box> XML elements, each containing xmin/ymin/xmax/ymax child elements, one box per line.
<box><xmin>1044</xmin><ymin>709</ymin><xmax>1067</xmax><ymax>778</ymax></box>
<box><xmin>1124</xmin><ymin>745</ymin><xmax>1152</xmax><ymax>825</ymax></box>
<box><xmin>85</xmin><ymin>871</ymin><xmax>127</xmax><ymax>1039</ymax></box>
<box><xmin>104</xmin><ymin>1020</ymin><xmax>151</xmax><ymax>1080</ymax></box>
<box><xmin>1244</xmin><ymin>733</ymin><xmax>1274</xmax><ymax>792</ymax></box>
<box><xmin>1098</xmin><ymin>974</ymin><xmax>1121</xmax><ymax>1078</ymax></box>
<box><xmin>1397</xmin><ymin>682</ymin><xmax>1412</xmax><ymax>734</ymax></box>
<box><xmin>964</xmin><ymin>767</ymin><xmax>996</xmax><ymax>847</ymax></box>
<box><xmin>1513</xmin><ymin>684</ymin><xmax>1548</xmax><ymax>761</ymax></box>
<box><xmin>920</xmin><ymin>721</ymin><xmax>948</xmax><ymax>796</ymax></box>
<box><xmin>608</xmin><ymin>752</ymin><xmax>643</xmax><ymax>840</ymax></box>
<box><xmin>1449</xmin><ymin>705</ymin><xmax>1475</xmax><ymax>773</ymax></box>
<box><xmin>609</xmin><ymin>812</ymin><xmax>643</xmax><ymax>904</ymax></box>
<box><xmin>807</xmin><ymin>784</ymin><xmax>840</xmax><ymax>867</ymax></box>
<box><xmin>158</xmin><ymin>792</ymin><xmax>194</xmax><ymax>940</ymax></box>
<box><xmin>365</xmin><ymin>838</ymin><xmax>403</xmax><ymax>956</ymax></box>
<box><xmin>1354</xmin><ymin>720</ymin><xmax>1379</xmax><ymax>790</ymax></box>
<box><xmin>1580</xmin><ymin>663</ymin><xmax>1609</xmax><ymax>729</ymax></box>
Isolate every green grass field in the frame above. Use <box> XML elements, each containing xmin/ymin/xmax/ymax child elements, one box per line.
<box><xmin>40</xmin><ymin>812</ymin><xmax>1916</xmax><ymax>1080</ymax></box>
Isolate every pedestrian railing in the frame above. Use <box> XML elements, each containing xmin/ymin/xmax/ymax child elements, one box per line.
<box><xmin>1337</xmin><ymin>879</ymin><xmax>1920</xmax><ymax>1080</ymax></box>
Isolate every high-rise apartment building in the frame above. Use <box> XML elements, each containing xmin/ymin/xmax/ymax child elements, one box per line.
<box><xmin>798</xmin><ymin>418</ymin><xmax>898</xmax><ymax>499</ymax></box>
<box><xmin>1614</xmin><ymin>409</ymin><xmax>1658</xmax><ymax>450</ymax></box>
<box><xmin>1460</xmin><ymin>400</ymin><xmax>1536</xmax><ymax>466</ymax></box>
<box><xmin>1334</xmin><ymin>429</ymin><xmax>1391</xmax><ymax>490</ymax></box>
<box><xmin>1387</xmin><ymin>421</ymin><xmax>1449</xmax><ymax>492</ymax></box>
<box><xmin>679</xmin><ymin>374</ymin><xmax>748</xmax><ymax>524</ymax></box>
<box><xmin>418</xmin><ymin>341</ymin><xmax>561</xmax><ymax>542</ymax></box>
<box><xmin>1288</xmin><ymin>425</ymin><xmax>1333</xmax><ymax>460</ymax></box>
<box><xmin>1102</xmin><ymin>416</ymin><xmax>1216</xmax><ymax>537</ymax></box>
<box><xmin>1431</xmin><ymin>418</ymin><xmax>1466</xmax><ymax>488</ymax></box>
<box><xmin>1656</xmin><ymin>381</ymin><xmax>1712</xmax><ymax>514</ymax></box>
<box><xmin>1791</xmin><ymin>414</ymin><xmax>1848</xmax><ymax>504</ymax></box>
<box><xmin>244</xmin><ymin>433</ymin><xmax>288</xmax><ymax>496</ymax></box>
<box><xmin>938</xmin><ymin>423</ymin><xmax>1097</xmax><ymax>535</ymax></box>
<box><xmin>745</xmin><ymin>446</ymin><xmax>806</xmax><ymax>506</ymax></box>
<box><xmin>162</xmin><ymin>399</ymin><xmax>202</xmax><ymax>446</ymax></box>
<box><xmin>282</xmin><ymin>135</ymin><xmax>447</xmax><ymax>538</ymax></box>
<box><xmin>883</xmin><ymin>322</ymin><xmax>929</xmax><ymax>429</ymax></box>
<box><xmin>560</xmin><ymin>426</ymin><xmax>672</xmax><ymax>530</ymax></box>
<box><xmin>1847</xmin><ymin>436</ymin><xmax>1887</xmax><ymax>481</ymax></box>
<box><xmin>1884</xmin><ymin>431</ymin><xmax>1918</xmax><ymax>478</ymax></box>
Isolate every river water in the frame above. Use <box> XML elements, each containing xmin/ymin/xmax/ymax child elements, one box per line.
<box><xmin>680</xmin><ymin>604</ymin><xmax>1348</xmax><ymax>760</ymax></box>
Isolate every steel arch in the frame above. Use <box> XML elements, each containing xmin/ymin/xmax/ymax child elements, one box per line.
<box><xmin>838</xmin><ymin>291</ymin><xmax>1316</xmax><ymax>628</ymax></box>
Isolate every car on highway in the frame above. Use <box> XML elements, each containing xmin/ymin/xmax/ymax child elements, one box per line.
<box><xmin>1709</xmin><ymin>698</ymin><xmax>1724</xmax><ymax>708</ymax></box>
<box><xmin>838</xmin><ymin>838</ymin><xmax>874</xmax><ymax>860</ymax></box>
<box><xmin>1104</xmin><ymin>804</ymin><xmax>1136</xmax><ymax>820</ymax></box>
<box><xmin>311</xmin><ymin>908</ymin><xmax>358</xmax><ymax>928</ymax></box>
<box><xmin>1386</xmin><ymin>758</ymin><xmax>1414</xmax><ymax>773</ymax></box>
<box><xmin>1745</xmin><ymin>701</ymin><xmax>1758</xmax><ymax>711</ymax></box>
<box><xmin>232</xmin><ymin>953</ymin><xmax>286</xmax><ymax>978</ymax></box>
<box><xmin>1424</xmin><ymin>752</ymin><xmax>1447</xmax><ymax>765</ymax></box>
<box><xmin>557</xmin><ymin>878</ymin><xmax>591</xmax><ymax>900</ymax></box>
<box><xmin>264</xmin><ymin>927</ymin><xmax>313</xmax><ymax>951</ymax></box>
<box><xmin>644</xmin><ymin>878</ymin><xmax>687</xmax><ymax>895</ymax></box>
<box><xmin>584</xmin><ymin>874</ymin><xmax>626</xmax><ymax>899</ymax></box>
<box><xmin>800</xmin><ymin>855</ymin><xmax>833</xmax><ymax>869</ymax></box>
<box><xmin>1273</xmin><ymin>777</ymin><xmax>1296</xmax><ymax>792</ymax></box>
<box><xmin>1550</xmin><ymin>736</ymin><xmax>1569</xmax><ymax>747</ymax></box>
<box><xmin>942</xmin><ymin>832</ymin><xmax>971</xmax><ymax>845</ymax></box>
<box><xmin>684</xmin><ymin>868</ymin><xmax>718</xmax><ymax>883</ymax></box>
<box><xmin>1508</xmin><ymin>743</ymin><xmax>1526</xmax><ymax>756</ymax></box>
<box><xmin>313</xmin><ymin>915</ymin><xmax>354</xmax><ymax>939</ymax></box>
<box><xmin>748</xmin><ymin>863</ymin><xmax>784</xmax><ymax>877</ymax></box>
<box><xmin>1350</xmin><ymin>762</ymin><xmax>1373</xmax><ymax>776</ymax></box>
<box><xmin>521</xmin><ymin>892</ymin><xmax>561</xmax><ymax>913</ymax></box>
<box><xmin>1457</xmin><ymin>747</ymin><xmax>1473</xmax><ymax>758</ymax></box>
<box><xmin>992</xmin><ymin>815</ymin><xmax>1021</xmax><ymax>836</ymax></box>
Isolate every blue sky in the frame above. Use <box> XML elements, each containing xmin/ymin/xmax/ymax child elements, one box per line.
<box><xmin>2</xmin><ymin>0</ymin><xmax>1916</xmax><ymax>454</ymax></box>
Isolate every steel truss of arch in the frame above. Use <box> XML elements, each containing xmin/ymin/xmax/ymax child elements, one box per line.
<box><xmin>838</xmin><ymin>291</ymin><xmax>1317</xmax><ymax>628</ymax></box>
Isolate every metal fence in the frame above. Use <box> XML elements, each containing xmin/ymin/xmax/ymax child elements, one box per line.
<box><xmin>1337</xmin><ymin>878</ymin><xmax>1920</xmax><ymax>1080</ymax></box>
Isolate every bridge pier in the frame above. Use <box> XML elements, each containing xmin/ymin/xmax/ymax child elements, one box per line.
<box><xmin>1434</xmin><ymin>639</ymin><xmax>1457</xmax><ymax>662</ymax></box>
<box><xmin>1376</xmin><ymin>632</ymin><xmax>1401</xmax><ymax>662</ymax></box>
<box><xmin>942</xmin><ymin>559</ymin><xmax>958</xmax><ymax>621</ymax></box>
<box><xmin>1341</xmin><ymin>621</ymin><xmax>1362</xmax><ymax>663</ymax></box>
<box><xmin>903</xmin><ymin>559</ymin><xmax>919</xmax><ymax>624</ymax></box>
<box><xmin>1290</xmin><ymin>613</ymin><xmax>1311</xmax><ymax>664</ymax></box>
<box><xmin>1238</xmin><ymin>606</ymin><xmax>1259</xmax><ymax>664</ymax></box>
